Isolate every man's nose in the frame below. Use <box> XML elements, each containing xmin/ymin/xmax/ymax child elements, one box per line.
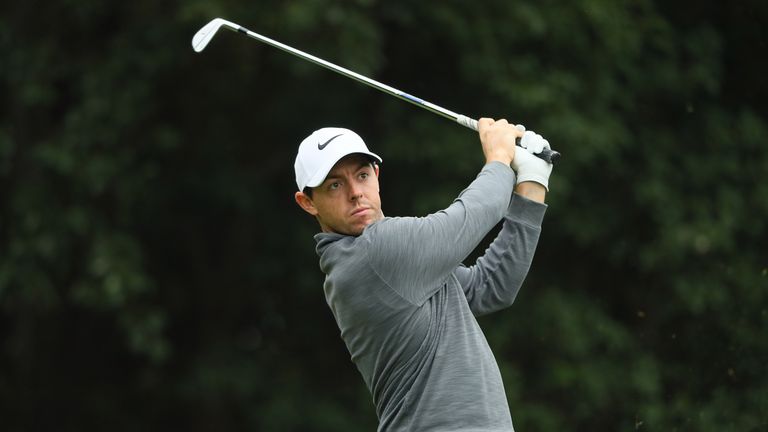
<box><xmin>348</xmin><ymin>182</ymin><xmax>363</xmax><ymax>201</ymax></box>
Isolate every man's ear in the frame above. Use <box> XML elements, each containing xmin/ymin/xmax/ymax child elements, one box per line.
<box><xmin>295</xmin><ymin>191</ymin><xmax>319</xmax><ymax>216</ymax></box>
<box><xmin>372</xmin><ymin>163</ymin><xmax>381</xmax><ymax>193</ymax></box>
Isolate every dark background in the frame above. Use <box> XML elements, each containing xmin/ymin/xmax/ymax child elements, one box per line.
<box><xmin>1</xmin><ymin>0</ymin><xmax>766</xmax><ymax>430</ymax></box>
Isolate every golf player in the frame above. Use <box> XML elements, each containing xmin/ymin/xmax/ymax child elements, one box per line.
<box><xmin>294</xmin><ymin>118</ymin><xmax>552</xmax><ymax>431</ymax></box>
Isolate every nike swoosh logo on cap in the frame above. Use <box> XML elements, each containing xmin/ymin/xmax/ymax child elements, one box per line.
<box><xmin>318</xmin><ymin>134</ymin><xmax>344</xmax><ymax>150</ymax></box>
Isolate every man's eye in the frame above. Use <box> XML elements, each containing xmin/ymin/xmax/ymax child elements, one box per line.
<box><xmin>329</xmin><ymin>182</ymin><xmax>340</xmax><ymax>190</ymax></box>
<box><xmin>359</xmin><ymin>172</ymin><xmax>369</xmax><ymax>179</ymax></box>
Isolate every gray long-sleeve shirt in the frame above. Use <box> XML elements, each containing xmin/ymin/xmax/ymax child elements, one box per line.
<box><xmin>314</xmin><ymin>162</ymin><xmax>547</xmax><ymax>431</ymax></box>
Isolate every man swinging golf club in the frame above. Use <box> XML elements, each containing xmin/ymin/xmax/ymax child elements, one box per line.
<box><xmin>294</xmin><ymin>118</ymin><xmax>552</xmax><ymax>431</ymax></box>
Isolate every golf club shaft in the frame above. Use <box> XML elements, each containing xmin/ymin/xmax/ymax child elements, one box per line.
<box><xmin>215</xmin><ymin>21</ymin><xmax>560</xmax><ymax>164</ymax></box>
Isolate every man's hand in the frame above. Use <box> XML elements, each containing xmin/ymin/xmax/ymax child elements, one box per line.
<box><xmin>478</xmin><ymin>118</ymin><xmax>523</xmax><ymax>166</ymax></box>
<box><xmin>512</xmin><ymin>128</ymin><xmax>554</xmax><ymax>193</ymax></box>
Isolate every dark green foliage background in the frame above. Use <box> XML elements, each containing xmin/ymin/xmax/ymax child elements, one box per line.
<box><xmin>1</xmin><ymin>0</ymin><xmax>766</xmax><ymax>430</ymax></box>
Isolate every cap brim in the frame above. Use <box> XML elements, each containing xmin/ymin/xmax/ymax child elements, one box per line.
<box><xmin>304</xmin><ymin>151</ymin><xmax>382</xmax><ymax>189</ymax></box>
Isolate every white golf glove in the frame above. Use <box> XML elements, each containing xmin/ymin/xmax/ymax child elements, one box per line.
<box><xmin>511</xmin><ymin>125</ymin><xmax>553</xmax><ymax>191</ymax></box>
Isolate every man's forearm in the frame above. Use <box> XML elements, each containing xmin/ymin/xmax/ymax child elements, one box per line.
<box><xmin>454</xmin><ymin>191</ymin><xmax>547</xmax><ymax>316</ymax></box>
<box><xmin>514</xmin><ymin>181</ymin><xmax>546</xmax><ymax>203</ymax></box>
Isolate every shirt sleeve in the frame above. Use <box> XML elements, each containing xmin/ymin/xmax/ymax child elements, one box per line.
<box><xmin>453</xmin><ymin>192</ymin><xmax>546</xmax><ymax>316</ymax></box>
<box><xmin>362</xmin><ymin>162</ymin><xmax>516</xmax><ymax>305</ymax></box>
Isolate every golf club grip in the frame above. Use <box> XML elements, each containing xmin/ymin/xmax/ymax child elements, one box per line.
<box><xmin>457</xmin><ymin>116</ymin><xmax>561</xmax><ymax>164</ymax></box>
<box><xmin>527</xmin><ymin>144</ymin><xmax>560</xmax><ymax>164</ymax></box>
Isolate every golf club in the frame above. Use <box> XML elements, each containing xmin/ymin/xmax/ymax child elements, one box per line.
<box><xmin>192</xmin><ymin>18</ymin><xmax>561</xmax><ymax>164</ymax></box>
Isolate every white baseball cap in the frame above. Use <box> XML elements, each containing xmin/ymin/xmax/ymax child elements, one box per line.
<box><xmin>294</xmin><ymin>127</ymin><xmax>382</xmax><ymax>191</ymax></box>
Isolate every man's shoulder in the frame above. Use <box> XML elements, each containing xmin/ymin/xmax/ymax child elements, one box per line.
<box><xmin>361</xmin><ymin>216</ymin><xmax>418</xmax><ymax>239</ymax></box>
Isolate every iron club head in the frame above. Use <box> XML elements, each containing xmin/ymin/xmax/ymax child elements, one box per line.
<box><xmin>192</xmin><ymin>18</ymin><xmax>238</xmax><ymax>52</ymax></box>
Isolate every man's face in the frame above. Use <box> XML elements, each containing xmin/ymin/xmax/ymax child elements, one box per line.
<box><xmin>295</xmin><ymin>154</ymin><xmax>384</xmax><ymax>236</ymax></box>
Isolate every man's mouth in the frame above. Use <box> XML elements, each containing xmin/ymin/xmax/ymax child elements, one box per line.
<box><xmin>351</xmin><ymin>207</ymin><xmax>369</xmax><ymax>216</ymax></box>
